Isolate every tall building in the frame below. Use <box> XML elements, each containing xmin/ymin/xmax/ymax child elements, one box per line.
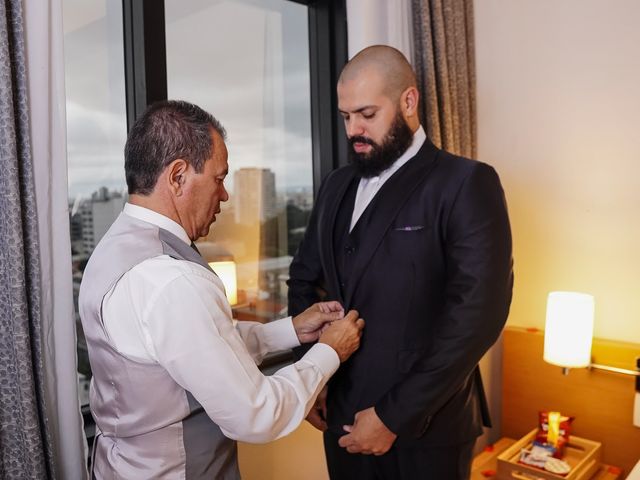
<box><xmin>73</xmin><ymin>187</ymin><xmax>126</xmax><ymax>256</ymax></box>
<box><xmin>234</xmin><ymin>168</ymin><xmax>276</xmax><ymax>225</ymax></box>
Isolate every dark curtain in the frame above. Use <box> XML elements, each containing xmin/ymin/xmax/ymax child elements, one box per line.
<box><xmin>412</xmin><ymin>0</ymin><xmax>477</xmax><ymax>158</ymax></box>
<box><xmin>0</xmin><ymin>0</ymin><xmax>55</xmax><ymax>478</ymax></box>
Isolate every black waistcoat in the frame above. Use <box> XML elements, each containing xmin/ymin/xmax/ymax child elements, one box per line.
<box><xmin>333</xmin><ymin>177</ymin><xmax>380</xmax><ymax>302</ymax></box>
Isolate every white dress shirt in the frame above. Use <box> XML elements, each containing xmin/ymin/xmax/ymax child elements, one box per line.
<box><xmin>350</xmin><ymin>125</ymin><xmax>426</xmax><ymax>231</ymax></box>
<box><xmin>101</xmin><ymin>203</ymin><xmax>339</xmax><ymax>442</ymax></box>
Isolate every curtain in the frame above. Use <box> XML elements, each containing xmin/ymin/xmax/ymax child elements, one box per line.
<box><xmin>346</xmin><ymin>0</ymin><xmax>414</xmax><ymax>61</ymax></box>
<box><xmin>23</xmin><ymin>0</ymin><xmax>89</xmax><ymax>477</ymax></box>
<box><xmin>412</xmin><ymin>0</ymin><xmax>477</xmax><ymax>158</ymax></box>
<box><xmin>0</xmin><ymin>0</ymin><xmax>88</xmax><ymax>478</ymax></box>
<box><xmin>0</xmin><ymin>0</ymin><xmax>54</xmax><ymax>478</ymax></box>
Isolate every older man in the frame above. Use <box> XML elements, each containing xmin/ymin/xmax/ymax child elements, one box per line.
<box><xmin>80</xmin><ymin>100</ymin><xmax>364</xmax><ymax>479</ymax></box>
<box><xmin>288</xmin><ymin>46</ymin><xmax>513</xmax><ymax>479</ymax></box>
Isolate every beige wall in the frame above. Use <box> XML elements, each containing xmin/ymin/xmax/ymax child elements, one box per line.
<box><xmin>475</xmin><ymin>0</ymin><xmax>640</xmax><ymax>344</ymax></box>
<box><xmin>238</xmin><ymin>422</ymin><xmax>328</xmax><ymax>480</ymax></box>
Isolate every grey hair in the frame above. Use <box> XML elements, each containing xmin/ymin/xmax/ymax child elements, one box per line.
<box><xmin>125</xmin><ymin>100</ymin><xmax>226</xmax><ymax>195</ymax></box>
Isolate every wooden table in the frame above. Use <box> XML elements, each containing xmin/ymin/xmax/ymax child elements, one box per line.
<box><xmin>471</xmin><ymin>438</ymin><xmax>623</xmax><ymax>480</ymax></box>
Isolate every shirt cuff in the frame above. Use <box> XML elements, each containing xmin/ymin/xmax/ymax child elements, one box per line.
<box><xmin>261</xmin><ymin>316</ymin><xmax>301</xmax><ymax>351</ymax></box>
<box><xmin>301</xmin><ymin>343</ymin><xmax>340</xmax><ymax>377</ymax></box>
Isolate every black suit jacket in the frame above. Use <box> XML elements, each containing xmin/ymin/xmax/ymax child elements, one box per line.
<box><xmin>288</xmin><ymin>139</ymin><xmax>513</xmax><ymax>447</ymax></box>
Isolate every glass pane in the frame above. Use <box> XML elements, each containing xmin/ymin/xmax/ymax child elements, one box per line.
<box><xmin>63</xmin><ymin>0</ymin><xmax>127</xmax><ymax>405</ymax></box>
<box><xmin>165</xmin><ymin>0</ymin><xmax>313</xmax><ymax>322</ymax></box>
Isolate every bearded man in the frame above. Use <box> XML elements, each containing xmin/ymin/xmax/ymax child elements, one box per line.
<box><xmin>287</xmin><ymin>45</ymin><xmax>514</xmax><ymax>479</ymax></box>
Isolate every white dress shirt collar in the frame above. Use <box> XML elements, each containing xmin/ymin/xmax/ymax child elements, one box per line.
<box><xmin>123</xmin><ymin>203</ymin><xmax>191</xmax><ymax>245</ymax></box>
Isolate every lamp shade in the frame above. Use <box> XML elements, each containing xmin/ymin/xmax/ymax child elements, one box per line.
<box><xmin>543</xmin><ymin>291</ymin><xmax>594</xmax><ymax>368</ymax></box>
<box><xmin>209</xmin><ymin>260</ymin><xmax>238</xmax><ymax>305</ymax></box>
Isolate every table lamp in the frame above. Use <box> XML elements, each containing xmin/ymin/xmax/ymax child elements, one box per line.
<box><xmin>209</xmin><ymin>260</ymin><xmax>238</xmax><ymax>305</ymax></box>
<box><xmin>193</xmin><ymin>241</ymin><xmax>238</xmax><ymax>305</ymax></box>
<box><xmin>543</xmin><ymin>291</ymin><xmax>594</xmax><ymax>371</ymax></box>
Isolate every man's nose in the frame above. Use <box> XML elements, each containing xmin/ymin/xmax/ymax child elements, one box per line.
<box><xmin>345</xmin><ymin>118</ymin><xmax>364</xmax><ymax>138</ymax></box>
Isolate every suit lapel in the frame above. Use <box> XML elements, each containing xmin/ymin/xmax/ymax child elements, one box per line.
<box><xmin>318</xmin><ymin>168</ymin><xmax>357</xmax><ymax>305</ymax></box>
<box><xmin>344</xmin><ymin>140</ymin><xmax>440</xmax><ymax>307</ymax></box>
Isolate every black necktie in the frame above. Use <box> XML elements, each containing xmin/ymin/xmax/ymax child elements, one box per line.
<box><xmin>190</xmin><ymin>242</ymin><xmax>201</xmax><ymax>256</ymax></box>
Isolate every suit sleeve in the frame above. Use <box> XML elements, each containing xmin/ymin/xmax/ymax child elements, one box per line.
<box><xmin>287</xmin><ymin>205</ymin><xmax>324</xmax><ymax>317</ymax></box>
<box><xmin>287</xmin><ymin>174</ymin><xmax>333</xmax><ymax>359</ymax></box>
<box><xmin>375</xmin><ymin>162</ymin><xmax>514</xmax><ymax>438</ymax></box>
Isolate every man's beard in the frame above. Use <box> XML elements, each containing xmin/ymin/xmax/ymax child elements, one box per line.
<box><xmin>347</xmin><ymin>112</ymin><xmax>414</xmax><ymax>178</ymax></box>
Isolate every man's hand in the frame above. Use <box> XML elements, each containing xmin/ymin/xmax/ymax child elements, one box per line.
<box><xmin>292</xmin><ymin>301</ymin><xmax>345</xmax><ymax>344</ymax></box>
<box><xmin>318</xmin><ymin>310</ymin><xmax>364</xmax><ymax>362</ymax></box>
<box><xmin>338</xmin><ymin>407</ymin><xmax>397</xmax><ymax>455</ymax></box>
<box><xmin>306</xmin><ymin>385</ymin><xmax>328</xmax><ymax>431</ymax></box>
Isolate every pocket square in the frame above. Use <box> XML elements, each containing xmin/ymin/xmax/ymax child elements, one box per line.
<box><xmin>393</xmin><ymin>225</ymin><xmax>425</xmax><ymax>232</ymax></box>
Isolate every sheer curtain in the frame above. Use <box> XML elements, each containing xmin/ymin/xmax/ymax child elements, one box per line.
<box><xmin>346</xmin><ymin>0</ymin><xmax>413</xmax><ymax>61</ymax></box>
<box><xmin>23</xmin><ymin>0</ymin><xmax>88</xmax><ymax>477</ymax></box>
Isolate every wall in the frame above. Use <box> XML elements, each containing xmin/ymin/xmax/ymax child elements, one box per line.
<box><xmin>475</xmin><ymin>0</ymin><xmax>640</xmax><ymax>344</ymax></box>
<box><xmin>238</xmin><ymin>422</ymin><xmax>327</xmax><ymax>480</ymax></box>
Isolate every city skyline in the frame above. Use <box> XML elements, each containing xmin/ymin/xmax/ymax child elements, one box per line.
<box><xmin>69</xmin><ymin>169</ymin><xmax>313</xmax><ymax>263</ymax></box>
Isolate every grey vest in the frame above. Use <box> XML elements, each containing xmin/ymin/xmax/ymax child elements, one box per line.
<box><xmin>79</xmin><ymin>212</ymin><xmax>240</xmax><ymax>479</ymax></box>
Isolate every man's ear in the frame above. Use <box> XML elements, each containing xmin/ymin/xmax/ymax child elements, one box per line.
<box><xmin>167</xmin><ymin>158</ymin><xmax>189</xmax><ymax>197</ymax></box>
<box><xmin>401</xmin><ymin>86</ymin><xmax>419</xmax><ymax>117</ymax></box>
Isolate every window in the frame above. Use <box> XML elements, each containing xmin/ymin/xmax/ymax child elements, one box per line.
<box><xmin>165</xmin><ymin>0</ymin><xmax>313</xmax><ymax>321</ymax></box>
<box><xmin>63</xmin><ymin>0</ymin><xmax>127</xmax><ymax>406</ymax></box>
<box><xmin>63</xmin><ymin>0</ymin><xmax>345</xmax><ymax>411</ymax></box>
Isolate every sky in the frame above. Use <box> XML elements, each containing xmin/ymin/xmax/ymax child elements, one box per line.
<box><xmin>63</xmin><ymin>0</ymin><xmax>314</xmax><ymax>199</ymax></box>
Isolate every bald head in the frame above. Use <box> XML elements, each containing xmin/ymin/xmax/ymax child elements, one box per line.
<box><xmin>339</xmin><ymin>45</ymin><xmax>417</xmax><ymax>101</ymax></box>
<box><xmin>337</xmin><ymin>45</ymin><xmax>421</xmax><ymax>160</ymax></box>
